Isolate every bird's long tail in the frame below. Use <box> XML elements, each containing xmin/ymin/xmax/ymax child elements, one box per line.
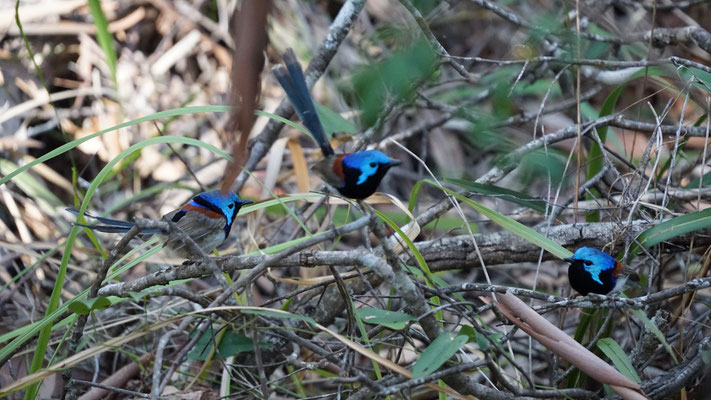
<box><xmin>66</xmin><ymin>209</ymin><xmax>162</xmax><ymax>234</ymax></box>
<box><xmin>272</xmin><ymin>49</ymin><xmax>335</xmax><ymax>157</ymax></box>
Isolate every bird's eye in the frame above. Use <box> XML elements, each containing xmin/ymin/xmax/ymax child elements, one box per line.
<box><xmin>584</xmin><ymin>260</ymin><xmax>592</xmax><ymax>266</ymax></box>
<box><xmin>228</xmin><ymin>204</ymin><xmax>234</xmax><ymax>209</ymax></box>
<box><xmin>369</xmin><ymin>162</ymin><xmax>376</xmax><ymax>168</ymax></box>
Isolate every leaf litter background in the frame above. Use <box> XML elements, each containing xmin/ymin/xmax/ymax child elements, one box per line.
<box><xmin>1</xmin><ymin>0</ymin><xmax>711</xmax><ymax>399</ymax></box>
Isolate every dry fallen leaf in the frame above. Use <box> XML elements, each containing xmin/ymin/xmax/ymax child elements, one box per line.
<box><xmin>483</xmin><ymin>291</ymin><xmax>646</xmax><ymax>399</ymax></box>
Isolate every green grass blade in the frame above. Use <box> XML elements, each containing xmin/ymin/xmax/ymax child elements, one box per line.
<box><xmin>88</xmin><ymin>0</ymin><xmax>118</xmax><ymax>87</ymax></box>
<box><xmin>627</xmin><ymin>208</ymin><xmax>711</xmax><ymax>262</ymax></box>
<box><xmin>632</xmin><ymin>309</ymin><xmax>678</xmax><ymax>364</ymax></box>
<box><xmin>596</xmin><ymin>337</ymin><xmax>641</xmax><ymax>383</ymax></box>
<box><xmin>445</xmin><ymin>178</ymin><xmax>556</xmax><ymax>220</ymax></box>
<box><xmin>256</xmin><ymin>110</ymin><xmax>311</xmax><ymax>135</ymax></box>
<box><xmin>374</xmin><ymin>209</ymin><xmax>444</xmax><ymax>326</ymax></box>
<box><xmin>426</xmin><ymin>180</ymin><xmax>571</xmax><ymax>259</ymax></box>
<box><xmin>408</xmin><ymin>180</ymin><xmax>426</xmax><ymax>213</ymax></box>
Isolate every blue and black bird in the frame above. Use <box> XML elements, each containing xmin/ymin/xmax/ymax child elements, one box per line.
<box><xmin>564</xmin><ymin>247</ymin><xmax>631</xmax><ymax>295</ymax></box>
<box><xmin>69</xmin><ymin>190</ymin><xmax>252</xmax><ymax>256</ymax></box>
<box><xmin>272</xmin><ymin>49</ymin><xmax>401</xmax><ymax>199</ymax></box>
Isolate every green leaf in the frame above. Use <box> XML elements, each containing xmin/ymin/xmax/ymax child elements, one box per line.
<box><xmin>353</xmin><ymin>302</ymin><xmax>385</xmax><ymax>381</ymax></box>
<box><xmin>596</xmin><ymin>338</ymin><xmax>641</xmax><ymax>383</ymax></box>
<box><xmin>412</xmin><ymin>333</ymin><xmax>468</xmax><ymax>379</ymax></box>
<box><xmin>256</xmin><ymin>109</ymin><xmax>309</xmax><ymax>135</ymax></box>
<box><xmin>353</xmin><ymin>40</ymin><xmax>437</xmax><ymax>127</ymax></box>
<box><xmin>88</xmin><ymin>0</ymin><xmax>118</xmax><ymax>87</ymax></box>
<box><xmin>632</xmin><ymin>309</ymin><xmax>678</xmax><ymax>363</ymax></box>
<box><xmin>518</xmin><ymin>149</ymin><xmax>566</xmax><ymax>186</ymax></box>
<box><xmin>445</xmin><ymin>178</ymin><xmax>555</xmax><ymax>219</ymax></box>
<box><xmin>356</xmin><ymin>307</ymin><xmax>416</xmax><ymax>330</ymax></box>
<box><xmin>625</xmin><ymin>66</ymin><xmax>670</xmax><ymax>80</ymax></box>
<box><xmin>374</xmin><ymin>210</ymin><xmax>446</xmax><ymax>326</ymax></box>
<box><xmin>68</xmin><ymin>297</ymin><xmax>113</xmax><ymax>316</ymax></box>
<box><xmin>685</xmin><ymin>170</ymin><xmax>711</xmax><ymax>188</ymax></box>
<box><xmin>627</xmin><ymin>208</ymin><xmax>711</xmax><ymax>262</ymax></box>
<box><xmin>128</xmin><ymin>291</ymin><xmax>150</xmax><ymax>302</ymax></box>
<box><xmin>685</xmin><ymin>66</ymin><xmax>711</xmax><ymax>95</ymax></box>
<box><xmin>428</xmin><ymin>180</ymin><xmax>571</xmax><ymax>259</ymax></box>
<box><xmin>188</xmin><ymin>327</ymin><xmax>220</xmax><ymax>361</ymax></box>
<box><xmin>408</xmin><ymin>180</ymin><xmax>426</xmax><ymax>212</ymax></box>
<box><xmin>67</xmin><ymin>302</ymin><xmax>89</xmax><ymax>316</ymax></box>
<box><xmin>457</xmin><ymin>325</ymin><xmax>477</xmax><ymax>343</ymax></box>
<box><xmin>656</xmin><ymin>136</ymin><xmax>691</xmax><ymax>183</ymax></box>
<box><xmin>702</xmin><ymin>349</ymin><xmax>711</xmax><ymax>364</ymax></box>
<box><xmin>0</xmin><ymin>159</ymin><xmax>64</xmax><ymax>214</ymax></box>
<box><xmin>219</xmin><ymin>331</ymin><xmax>263</xmax><ymax>357</ymax></box>
<box><xmin>314</xmin><ymin>102</ymin><xmax>357</xmax><ymax>136</ymax></box>
<box><xmin>476</xmin><ymin>332</ymin><xmax>503</xmax><ymax>351</ymax></box>
<box><xmin>188</xmin><ymin>329</ymin><xmax>261</xmax><ymax>361</ymax></box>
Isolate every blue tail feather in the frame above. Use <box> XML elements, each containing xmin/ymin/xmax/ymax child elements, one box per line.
<box><xmin>66</xmin><ymin>208</ymin><xmax>134</xmax><ymax>227</ymax></box>
<box><xmin>273</xmin><ymin>49</ymin><xmax>335</xmax><ymax>157</ymax></box>
<box><xmin>67</xmin><ymin>208</ymin><xmax>163</xmax><ymax>235</ymax></box>
<box><xmin>72</xmin><ymin>222</ymin><xmax>132</xmax><ymax>233</ymax></box>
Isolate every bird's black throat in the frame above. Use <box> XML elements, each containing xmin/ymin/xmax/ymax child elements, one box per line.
<box><xmin>339</xmin><ymin>164</ymin><xmax>392</xmax><ymax>199</ymax></box>
<box><xmin>567</xmin><ymin>259</ymin><xmax>616</xmax><ymax>295</ymax></box>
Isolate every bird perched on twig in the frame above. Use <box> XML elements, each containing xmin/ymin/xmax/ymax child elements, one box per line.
<box><xmin>565</xmin><ymin>247</ymin><xmax>639</xmax><ymax>296</ymax></box>
<box><xmin>272</xmin><ymin>49</ymin><xmax>401</xmax><ymax>199</ymax></box>
<box><xmin>68</xmin><ymin>190</ymin><xmax>252</xmax><ymax>256</ymax></box>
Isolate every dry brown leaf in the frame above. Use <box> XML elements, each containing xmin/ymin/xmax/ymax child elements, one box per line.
<box><xmin>260</xmin><ymin>137</ymin><xmax>289</xmax><ymax>200</ymax></box>
<box><xmin>484</xmin><ymin>291</ymin><xmax>645</xmax><ymax>399</ymax></box>
<box><xmin>287</xmin><ymin>138</ymin><xmax>310</xmax><ymax>193</ymax></box>
<box><xmin>220</xmin><ymin>0</ymin><xmax>269</xmax><ymax>192</ymax></box>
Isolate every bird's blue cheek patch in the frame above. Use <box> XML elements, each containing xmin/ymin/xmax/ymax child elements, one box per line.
<box><xmin>584</xmin><ymin>265</ymin><xmax>605</xmax><ymax>286</ymax></box>
<box><xmin>356</xmin><ymin>165</ymin><xmax>378</xmax><ymax>185</ymax></box>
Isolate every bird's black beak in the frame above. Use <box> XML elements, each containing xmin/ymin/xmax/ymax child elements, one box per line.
<box><xmin>387</xmin><ymin>159</ymin><xmax>401</xmax><ymax>167</ymax></box>
<box><xmin>241</xmin><ymin>200</ymin><xmax>254</xmax><ymax>206</ymax></box>
<box><xmin>563</xmin><ymin>257</ymin><xmax>574</xmax><ymax>263</ymax></box>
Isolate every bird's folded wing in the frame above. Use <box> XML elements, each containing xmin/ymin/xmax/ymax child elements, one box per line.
<box><xmin>164</xmin><ymin>210</ymin><xmax>226</xmax><ymax>252</ymax></box>
<box><xmin>176</xmin><ymin>211</ymin><xmax>226</xmax><ymax>236</ymax></box>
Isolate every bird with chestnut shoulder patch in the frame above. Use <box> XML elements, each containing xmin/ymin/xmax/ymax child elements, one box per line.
<box><xmin>564</xmin><ymin>247</ymin><xmax>639</xmax><ymax>296</ymax></box>
<box><xmin>273</xmin><ymin>49</ymin><xmax>400</xmax><ymax>199</ymax></box>
<box><xmin>68</xmin><ymin>190</ymin><xmax>252</xmax><ymax>256</ymax></box>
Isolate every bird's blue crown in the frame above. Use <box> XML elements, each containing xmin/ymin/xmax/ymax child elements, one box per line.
<box><xmin>342</xmin><ymin>150</ymin><xmax>394</xmax><ymax>185</ymax></box>
<box><xmin>188</xmin><ymin>190</ymin><xmax>250</xmax><ymax>226</ymax></box>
